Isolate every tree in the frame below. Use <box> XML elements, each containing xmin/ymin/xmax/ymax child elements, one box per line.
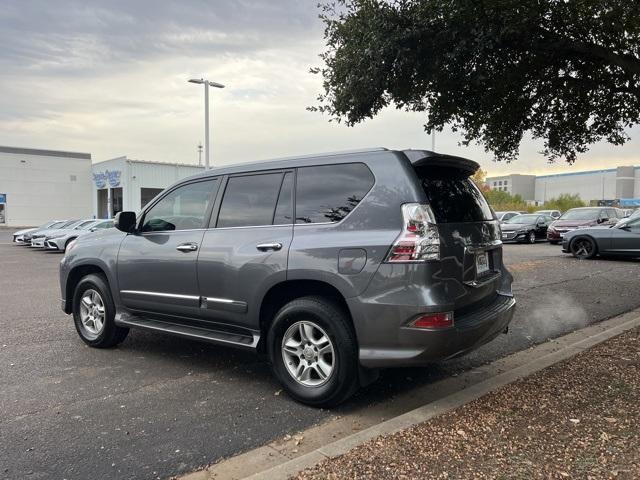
<box><xmin>542</xmin><ymin>193</ymin><xmax>586</xmax><ymax>211</ymax></box>
<box><xmin>470</xmin><ymin>168</ymin><xmax>488</xmax><ymax>191</ymax></box>
<box><xmin>312</xmin><ymin>0</ymin><xmax>640</xmax><ymax>163</ymax></box>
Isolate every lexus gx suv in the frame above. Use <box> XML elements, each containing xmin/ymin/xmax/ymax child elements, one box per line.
<box><xmin>60</xmin><ymin>148</ymin><xmax>515</xmax><ymax>406</ymax></box>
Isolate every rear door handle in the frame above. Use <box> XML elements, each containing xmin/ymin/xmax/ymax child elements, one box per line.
<box><xmin>256</xmin><ymin>242</ymin><xmax>282</xmax><ymax>252</ymax></box>
<box><xmin>176</xmin><ymin>243</ymin><xmax>198</xmax><ymax>252</ymax></box>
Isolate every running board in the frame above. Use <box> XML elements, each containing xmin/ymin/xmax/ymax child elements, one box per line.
<box><xmin>115</xmin><ymin>313</ymin><xmax>259</xmax><ymax>350</ymax></box>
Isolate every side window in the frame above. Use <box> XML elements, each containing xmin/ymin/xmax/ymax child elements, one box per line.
<box><xmin>141</xmin><ymin>179</ymin><xmax>218</xmax><ymax>232</ymax></box>
<box><xmin>217</xmin><ymin>173</ymin><xmax>283</xmax><ymax>228</ymax></box>
<box><xmin>95</xmin><ymin>221</ymin><xmax>114</xmax><ymax>229</ymax></box>
<box><xmin>295</xmin><ymin>163</ymin><xmax>374</xmax><ymax>224</ymax></box>
<box><xmin>273</xmin><ymin>172</ymin><xmax>293</xmax><ymax>224</ymax></box>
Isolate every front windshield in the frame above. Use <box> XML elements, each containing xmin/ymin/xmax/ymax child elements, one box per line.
<box><xmin>560</xmin><ymin>209</ymin><xmax>600</xmax><ymax>220</ymax></box>
<box><xmin>60</xmin><ymin>220</ymin><xmax>81</xmax><ymax>229</ymax></box>
<box><xmin>47</xmin><ymin>221</ymin><xmax>66</xmax><ymax>229</ymax></box>
<box><xmin>505</xmin><ymin>214</ymin><xmax>538</xmax><ymax>224</ymax></box>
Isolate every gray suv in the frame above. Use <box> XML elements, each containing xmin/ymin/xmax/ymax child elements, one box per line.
<box><xmin>60</xmin><ymin>148</ymin><xmax>515</xmax><ymax>406</ymax></box>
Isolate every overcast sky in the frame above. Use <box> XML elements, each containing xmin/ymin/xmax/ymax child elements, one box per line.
<box><xmin>1</xmin><ymin>0</ymin><xmax>638</xmax><ymax>177</ymax></box>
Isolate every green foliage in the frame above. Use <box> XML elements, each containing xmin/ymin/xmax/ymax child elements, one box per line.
<box><xmin>541</xmin><ymin>194</ymin><xmax>586</xmax><ymax>211</ymax></box>
<box><xmin>312</xmin><ymin>0</ymin><xmax>640</xmax><ymax>163</ymax></box>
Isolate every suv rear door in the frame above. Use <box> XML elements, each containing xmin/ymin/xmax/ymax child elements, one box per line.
<box><xmin>196</xmin><ymin>170</ymin><xmax>293</xmax><ymax>330</ymax></box>
<box><xmin>413</xmin><ymin>162</ymin><xmax>503</xmax><ymax>310</ymax></box>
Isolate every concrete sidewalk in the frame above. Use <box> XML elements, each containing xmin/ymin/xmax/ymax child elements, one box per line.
<box><xmin>180</xmin><ymin>308</ymin><xmax>640</xmax><ymax>480</ymax></box>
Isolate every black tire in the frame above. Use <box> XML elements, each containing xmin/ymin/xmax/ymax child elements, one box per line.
<box><xmin>267</xmin><ymin>296</ymin><xmax>359</xmax><ymax>407</ymax></box>
<box><xmin>72</xmin><ymin>274</ymin><xmax>129</xmax><ymax>348</ymax></box>
<box><xmin>570</xmin><ymin>236</ymin><xmax>597</xmax><ymax>259</ymax></box>
<box><xmin>527</xmin><ymin>231</ymin><xmax>536</xmax><ymax>244</ymax></box>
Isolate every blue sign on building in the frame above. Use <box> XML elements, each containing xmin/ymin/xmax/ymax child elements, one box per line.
<box><xmin>0</xmin><ymin>194</ymin><xmax>6</xmax><ymax>203</ymax></box>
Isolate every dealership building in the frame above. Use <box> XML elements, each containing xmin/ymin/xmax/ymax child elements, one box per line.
<box><xmin>487</xmin><ymin>165</ymin><xmax>640</xmax><ymax>206</ymax></box>
<box><xmin>0</xmin><ymin>145</ymin><xmax>204</xmax><ymax>227</ymax></box>
<box><xmin>91</xmin><ymin>157</ymin><xmax>204</xmax><ymax>218</ymax></box>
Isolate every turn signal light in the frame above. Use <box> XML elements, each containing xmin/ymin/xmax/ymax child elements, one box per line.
<box><xmin>411</xmin><ymin>312</ymin><xmax>454</xmax><ymax>329</ymax></box>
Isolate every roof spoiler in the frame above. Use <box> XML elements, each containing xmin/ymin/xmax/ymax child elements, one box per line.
<box><xmin>402</xmin><ymin>149</ymin><xmax>479</xmax><ymax>176</ymax></box>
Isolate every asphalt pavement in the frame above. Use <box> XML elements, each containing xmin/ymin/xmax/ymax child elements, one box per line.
<box><xmin>1</xmin><ymin>230</ymin><xmax>639</xmax><ymax>480</ymax></box>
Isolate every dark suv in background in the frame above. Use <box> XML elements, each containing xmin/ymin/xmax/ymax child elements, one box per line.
<box><xmin>59</xmin><ymin>148</ymin><xmax>515</xmax><ymax>406</ymax></box>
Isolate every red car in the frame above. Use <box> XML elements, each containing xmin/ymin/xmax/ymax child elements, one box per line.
<box><xmin>547</xmin><ymin>207</ymin><xmax>621</xmax><ymax>244</ymax></box>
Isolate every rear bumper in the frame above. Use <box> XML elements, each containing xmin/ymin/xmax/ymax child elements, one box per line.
<box><xmin>356</xmin><ymin>293</ymin><xmax>515</xmax><ymax>368</ymax></box>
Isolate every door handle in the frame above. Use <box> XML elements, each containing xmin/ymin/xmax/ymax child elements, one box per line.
<box><xmin>256</xmin><ymin>242</ymin><xmax>282</xmax><ymax>252</ymax></box>
<box><xmin>176</xmin><ymin>243</ymin><xmax>198</xmax><ymax>252</ymax></box>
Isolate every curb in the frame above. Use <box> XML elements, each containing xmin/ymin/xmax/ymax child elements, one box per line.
<box><xmin>181</xmin><ymin>309</ymin><xmax>640</xmax><ymax>480</ymax></box>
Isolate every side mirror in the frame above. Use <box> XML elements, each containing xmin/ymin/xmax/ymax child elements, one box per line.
<box><xmin>114</xmin><ymin>211</ymin><xmax>137</xmax><ymax>233</ymax></box>
<box><xmin>89</xmin><ymin>227</ymin><xmax>97</xmax><ymax>232</ymax></box>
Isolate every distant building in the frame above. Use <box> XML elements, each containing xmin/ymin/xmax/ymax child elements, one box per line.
<box><xmin>487</xmin><ymin>166</ymin><xmax>640</xmax><ymax>205</ymax></box>
<box><xmin>92</xmin><ymin>157</ymin><xmax>204</xmax><ymax>218</ymax></box>
<box><xmin>0</xmin><ymin>146</ymin><xmax>92</xmax><ymax>227</ymax></box>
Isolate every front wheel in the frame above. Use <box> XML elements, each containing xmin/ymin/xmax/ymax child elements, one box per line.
<box><xmin>73</xmin><ymin>274</ymin><xmax>129</xmax><ymax>347</ymax></box>
<box><xmin>527</xmin><ymin>231</ymin><xmax>536</xmax><ymax>244</ymax></box>
<box><xmin>570</xmin><ymin>236</ymin><xmax>597</xmax><ymax>259</ymax></box>
<box><xmin>267</xmin><ymin>296</ymin><xmax>359</xmax><ymax>407</ymax></box>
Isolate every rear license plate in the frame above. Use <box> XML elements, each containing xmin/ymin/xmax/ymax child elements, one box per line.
<box><xmin>476</xmin><ymin>252</ymin><xmax>489</xmax><ymax>275</ymax></box>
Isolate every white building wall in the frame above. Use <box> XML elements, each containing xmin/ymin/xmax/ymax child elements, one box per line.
<box><xmin>91</xmin><ymin>157</ymin><xmax>204</xmax><ymax>217</ymax></box>
<box><xmin>534</xmin><ymin>170</ymin><xmax>618</xmax><ymax>203</ymax></box>
<box><xmin>0</xmin><ymin>148</ymin><xmax>92</xmax><ymax>226</ymax></box>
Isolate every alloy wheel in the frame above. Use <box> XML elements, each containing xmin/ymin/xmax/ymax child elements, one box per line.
<box><xmin>572</xmin><ymin>238</ymin><xmax>594</xmax><ymax>258</ymax></box>
<box><xmin>79</xmin><ymin>289</ymin><xmax>106</xmax><ymax>338</ymax></box>
<box><xmin>281</xmin><ymin>321</ymin><xmax>335</xmax><ymax>387</ymax></box>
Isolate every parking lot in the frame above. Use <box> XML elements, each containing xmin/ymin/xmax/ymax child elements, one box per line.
<box><xmin>2</xmin><ymin>229</ymin><xmax>640</xmax><ymax>480</ymax></box>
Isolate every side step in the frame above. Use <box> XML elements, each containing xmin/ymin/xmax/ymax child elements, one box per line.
<box><xmin>115</xmin><ymin>313</ymin><xmax>259</xmax><ymax>350</ymax></box>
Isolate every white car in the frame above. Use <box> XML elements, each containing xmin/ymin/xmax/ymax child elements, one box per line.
<box><xmin>495</xmin><ymin>211</ymin><xmax>525</xmax><ymax>222</ymax></box>
<box><xmin>30</xmin><ymin>219</ymin><xmax>90</xmax><ymax>248</ymax></box>
<box><xmin>45</xmin><ymin>219</ymin><xmax>114</xmax><ymax>252</ymax></box>
<box><xmin>12</xmin><ymin>220</ymin><xmax>65</xmax><ymax>244</ymax></box>
<box><xmin>535</xmin><ymin>209</ymin><xmax>562</xmax><ymax>219</ymax></box>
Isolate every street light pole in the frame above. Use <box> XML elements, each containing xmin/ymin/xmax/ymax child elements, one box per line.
<box><xmin>189</xmin><ymin>78</ymin><xmax>225</xmax><ymax>169</ymax></box>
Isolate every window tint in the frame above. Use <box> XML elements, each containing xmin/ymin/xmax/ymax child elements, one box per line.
<box><xmin>295</xmin><ymin>163</ymin><xmax>374</xmax><ymax>224</ymax></box>
<box><xmin>142</xmin><ymin>179</ymin><xmax>217</xmax><ymax>232</ymax></box>
<box><xmin>94</xmin><ymin>221</ymin><xmax>114</xmax><ymax>229</ymax></box>
<box><xmin>274</xmin><ymin>172</ymin><xmax>293</xmax><ymax>224</ymax></box>
<box><xmin>415</xmin><ymin>166</ymin><xmax>493</xmax><ymax>223</ymax></box>
<box><xmin>217</xmin><ymin>173</ymin><xmax>283</xmax><ymax>228</ymax></box>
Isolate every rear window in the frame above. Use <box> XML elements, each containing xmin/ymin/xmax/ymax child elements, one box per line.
<box><xmin>415</xmin><ymin>166</ymin><xmax>493</xmax><ymax>223</ymax></box>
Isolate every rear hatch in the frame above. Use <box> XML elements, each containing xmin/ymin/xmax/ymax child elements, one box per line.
<box><xmin>409</xmin><ymin>152</ymin><xmax>503</xmax><ymax>311</ymax></box>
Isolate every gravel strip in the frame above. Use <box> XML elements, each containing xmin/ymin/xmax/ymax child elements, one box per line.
<box><xmin>296</xmin><ymin>328</ymin><xmax>640</xmax><ymax>480</ymax></box>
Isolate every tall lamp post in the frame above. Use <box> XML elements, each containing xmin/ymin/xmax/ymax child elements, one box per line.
<box><xmin>188</xmin><ymin>78</ymin><xmax>225</xmax><ymax>169</ymax></box>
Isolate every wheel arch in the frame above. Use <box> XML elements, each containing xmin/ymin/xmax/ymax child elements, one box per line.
<box><xmin>257</xmin><ymin>279</ymin><xmax>355</xmax><ymax>353</ymax></box>
<box><xmin>63</xmin><ymin>264</ymin><xmax>112</xmax><ymax>314</ymax></box>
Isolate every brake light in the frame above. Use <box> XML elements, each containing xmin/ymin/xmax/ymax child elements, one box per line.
<box><xmin>385</xmin><ymin>203</ymin><xmax>440</xmax><ymax>262</ymax></box>
<box><xmin>411</xmin><ymin>312</ymin><xmax>454</xmax><ymax>329</ymax></box>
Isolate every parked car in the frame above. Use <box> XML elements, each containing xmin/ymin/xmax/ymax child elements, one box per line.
<box><xmin>22</xmin><ymin>219</ymin><xmax>78</xmax><ymax>245</ymax></box>
<box><xmin>546</xmin><ymin>207</ymin><xmax>621</xmax><ymax>244</ymax></box>
<box><xmin>59</xmin><ymin>148</ymin><xmax>516</xmax><ymax>407</ymax></box>
<box><xmin>629</xmin><ymin>209</ymin><xmax>640</xmax><ymax>220</ymax></box>
<box><xmin>13</xmin><ymin>220</ymin><xmax>65</xmax><ymax>244</ymax></box>
<box><xmin>535</xmin><ymin>209</ymin><xmax>561</xmax><ymax>219</ymax></box>
<box><xmin>562</xmin><ymin>215</ymin><xmax>640</xmax><ymax>259</ymax></box>
<box><xmin>31</xmin><ymin>219</ymin><xmax>88</xmax><ymax>248</ymax></box>
<box><xmin>495</xmin><ymin>211</ymin><xmax>524</xmax><ymax>222</ymax></box>
<box><xmin>500</xmin><ymin>214</ymin><xmax>554</xmax><ymax>244</ymax></box>
<box><xmin>45</xmin><ymin>219</ymin><xmax>114</xmax><ymax>252</ymax></box>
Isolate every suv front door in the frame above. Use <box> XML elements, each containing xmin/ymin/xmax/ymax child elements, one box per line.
<box><xmin>117</xmin><ymin>178</ymin><xmax>220</xmax><ymax>318</ymax></box>
<box><xmin>197</xmin><ymin>171</ymin><xmax>294</xmax><ymax>330</ymax></box>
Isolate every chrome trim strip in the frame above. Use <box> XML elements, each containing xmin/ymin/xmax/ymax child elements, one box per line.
<box><xmin>206</xmin><ymin>296</ymin><xmax>236</xmax><ymax>304</ymax></box>
<box><xmin>211</xmin><ymin>223</ymin><xmax>293</xmax><ymax>231</ymax></box>
<box><xmin>120</xmin><ymin>290</ymin><xmax>200</xmax><ymax>301</ymax></box>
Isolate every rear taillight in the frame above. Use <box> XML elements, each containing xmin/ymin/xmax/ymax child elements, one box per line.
<box><xmin>411</xmin><ymin>312</ymin><xmax>454</xmax><ymax>329</ymax></box>
<box><xmin>385</xmin><ymin>203</ymin><xmax>440</xmax><ymax>262</ymax></box>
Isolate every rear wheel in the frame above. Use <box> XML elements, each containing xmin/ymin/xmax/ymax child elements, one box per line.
<box><xmin>570</xmin><ymin>236</ymin><xmax>597</xmax><ymax>259</ymax></box>
<box><xmin>73</xmin><ymin>274</ymin><xmax>129</xmax><ymax>347</ymax></box>
<box><xmin>527</xmin><ymin>231</ymin><xmax>536</xmax><ymax>244</ymax></box>
<box><xmin>267</xmin><ymin>296</ymin><xmax>359</xmax><ymax>407</ymax></box>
